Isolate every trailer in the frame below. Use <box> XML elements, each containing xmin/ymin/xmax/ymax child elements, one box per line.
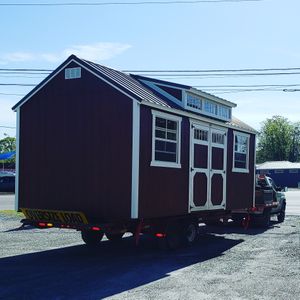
<box><xmin>12</xmin><ymin>55</ymin><xmax>257</xmax><ymax>249</ymax></box>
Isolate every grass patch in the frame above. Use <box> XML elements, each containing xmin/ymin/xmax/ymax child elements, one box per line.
<box><xmin>0</xmin><ymin>210</ymin><xmax>24</xmax><ymax>218</ymax></box>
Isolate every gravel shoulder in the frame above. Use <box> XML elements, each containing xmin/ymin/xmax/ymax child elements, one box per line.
<box><xmin>0</xmin><ymin>213</ymin><xmax>299</xmax><ymax>300</ymax></box>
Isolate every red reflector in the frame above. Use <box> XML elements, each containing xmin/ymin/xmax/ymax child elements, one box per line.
<box><xmin>91</xmin><ymin>226</ymin><xmax>101</xmax><ymax>231</ymax></box>
<box><xmin>250</xmin><ymin>207</ymin><xmax>258</xmax><ymax>212</ymax></box>
<box><xmin>155</xmin><ymin>233</ymin><xmax>166</xmax><ymax>238</ymax></box>
<box><xmin>38</xmin><ymin>222</ymin><xmax>46</xmax><ymax>227</ymax></box>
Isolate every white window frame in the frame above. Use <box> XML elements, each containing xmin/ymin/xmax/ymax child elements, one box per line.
<box><xmin>65</xmin><ymin>67</ymin><xmax>81</xmax><ymax>79</ymax></box>
<box><xmin>151</xmin><ymin>110</ymin><xmax>182</xmax><ymax>168</ymax></box>
<box><xmin>232</xmin><ymin>131</ymin><xmax>250</xmax><ymax>173</ymax></box>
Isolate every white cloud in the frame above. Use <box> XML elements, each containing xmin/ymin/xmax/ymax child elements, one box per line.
<box><xmin>0</xmin><ymin>42</ymin><xmax>132</xmax><ymax>64</ymax></box>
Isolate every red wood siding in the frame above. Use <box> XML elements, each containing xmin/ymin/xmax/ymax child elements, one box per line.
<box><xmin>19</xmin><ymin>62</ymin><xmax>132</xmax><ymax>222</ymax></box>
<box><xmin>226</xmin><ymin>129</ymin><xmax>255</xmax><ymax>210</ymax></box>
<box><xmin>138</xmin><ymin>106</ymin><xmax>189</xmax><ymax>219</ymax></box>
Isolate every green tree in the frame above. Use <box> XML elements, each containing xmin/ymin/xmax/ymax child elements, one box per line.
<box><xmin>256</xmin><ymin>116</ymin><xmax>294</xmax><ymax>163</ymax></box>
<box><xmin>0</xmin><ymin>136</ymin><xmax>16</xmax><ymax>164</ymax></box>
<box><xmin>289</xmin><ymin>122</ymin><xmax>300</xmax><ymax>162</ymax></box>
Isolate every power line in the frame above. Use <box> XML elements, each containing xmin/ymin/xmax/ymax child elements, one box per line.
<box><xmin>0</xmin><ymin>1</ymin><xmax>264</xmax><ymax>7</ymax></box>
<box><xmin>0</xmin><ymin>83</ymin><xmax>36</xmax><ymax>86</ymax></box>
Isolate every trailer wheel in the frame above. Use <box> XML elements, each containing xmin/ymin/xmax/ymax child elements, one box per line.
<box><xmin>81</xmin><ymin>230</ymin><xmax>104</xmax><ymax>246</ymax></box>
<box><xmin>105</xmin><ymin>232</ymin><xmax>124</xmax><ymax>242</ymax></box>
<box><xmin>182</xmin><ymin>222</ymin><xmax>198</xmax><ymax>245</ymax></box>
<box><xmin>277</xmin><ymin>203</ymin><xmax>286</xmax><ymax>223</ymax></box>
<box><xmin>157</xmin><ymin>222</ymin><xmax>182</xmax><ymax>250</ymax></box>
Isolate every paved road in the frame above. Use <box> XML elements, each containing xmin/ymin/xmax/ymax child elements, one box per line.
<box><xmin>1</xmin><ymin>190</ymin><xmax>300</xmax><ymax>215</ymax></box>
<box><xmin>285</xmin><ymin>189</ymin><xmax>300</xmax><ymax>215</ymax></box>
<box><xmin>0</xmin><ymin>213</ymin><xmax>299</xmax><ymax>300</ymax></box>
<box><xmin>0</xmin><ymin>193</ymin><xmax>15</xmax><ymax>210</ymax></box>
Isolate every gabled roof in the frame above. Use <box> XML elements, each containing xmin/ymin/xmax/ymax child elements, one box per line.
<box><xmin>11</xmin><ymin>54</ymin><xmax>255</xmax><ymax>134</ymax></box>
<box><xmin>12</xmin><ymin>55</ymin><xmax>170</xmax><ymax>111</ymax></box>
<box><xmin>257</xmin><ymin>161</ymin><xmax>300</xmax><ymax>170</ymax></box>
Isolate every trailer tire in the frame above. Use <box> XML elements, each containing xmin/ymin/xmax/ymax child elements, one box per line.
<box><xmin>277</xmin><ymin>203</ymin><xmax>286</xmax><ymax>223</ymax></box>
<box><xmin>105</xmin><ymin>232</ymin><xmax>124</xmax><ymax>242</ymax></box>
<box><xmin>182</xmin><ymin>222</ymin><xmax>198</xmax><ymax>245</ymax></box>
<box><xmin>158</xmin><ymin>222</ymin><xmax>182</xmax><ymax>250</ymax></box>
<box><xmin>81</xmin><ymin>230</ymin><xmax>104</xmax><ymax>246</ymax></box>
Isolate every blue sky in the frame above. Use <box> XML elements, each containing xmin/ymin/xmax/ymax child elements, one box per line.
<box><xmin>1</xmin><ymin>0</ymin><xmax>300</xmax><ymax>138</ymax></box>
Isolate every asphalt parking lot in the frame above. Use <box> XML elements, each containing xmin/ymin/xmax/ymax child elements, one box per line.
<box><xmin>0</xmin><ymin>212</ymin><xmax>299</xmax><ymax>300</ymax></box>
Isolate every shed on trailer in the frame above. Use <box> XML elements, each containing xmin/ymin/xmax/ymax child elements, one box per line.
<box><xmin>12</xmin><ymin>55</ymin><xmax>256</xmax><ymax>224</ymax></box>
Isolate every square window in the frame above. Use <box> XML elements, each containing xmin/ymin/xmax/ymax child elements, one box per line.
<box><xmin>151</xmin><ymin>111</ymin><xmax>182</xmax><ymax>168</ymax></box>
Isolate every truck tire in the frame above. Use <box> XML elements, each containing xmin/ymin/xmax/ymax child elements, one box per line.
<box><xmin>182</xmin><ymin>221</ymin><xmax>198</xmax><ymax>245</ymax></box>
<box><xmin>105</xmin><ymin>232</ymin><xmax>124</xmax><ymax>242</ymax></box>
<box><xmin>81</xmin><ymin>230</ymin><xmax>104</xmax><ymax>246</ymax></box>
<box><xmin>253</xmin><ymin>208</ymin><xmax>271</xmax><ymax>228</ymax></box>
<box><xmin>277</xmin><ymin>203</ymin><xmax>286</xmax><ymax>223</ymax></box>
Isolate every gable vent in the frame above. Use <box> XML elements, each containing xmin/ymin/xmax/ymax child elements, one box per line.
<box><xmin>65</xmin><ymin>67</ymin><xmax>81</xmax><ymax>79</ymax></box>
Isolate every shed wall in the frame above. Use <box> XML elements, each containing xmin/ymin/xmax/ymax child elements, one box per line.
<box><xmin>226</xmin><ymin>129</ymin><xmax>255</xmax><ymax>210</ymax></box>
<box><xmin>138</xmin><ymin>106</ymin><xmax>190</xmax><ymax>218</ymax></box>
<box><xmin>19</xmin><ymin>62</ymin><xmax>133</xmax><ymax>222</ymax></box>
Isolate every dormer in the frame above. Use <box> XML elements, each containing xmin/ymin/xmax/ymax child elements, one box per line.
<box><xmin>183</xmin><ymin>89</ymin><xmax>236</xmax><ymax>122</ymax></box>
<box><xmin>132</xmin><ymin>74</ymin><xmax>236</xmax><ymax>122</ymax></box>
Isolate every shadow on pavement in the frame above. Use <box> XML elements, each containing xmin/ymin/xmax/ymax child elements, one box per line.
<box><xmin>0</xmin><ymin>234</ymin><xmax>243</xmax><ymax>299</ymax></box>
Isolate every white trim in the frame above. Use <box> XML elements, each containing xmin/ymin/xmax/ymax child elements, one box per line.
<box><xmin>15</xmin><ymin>108</ymin><xmax>20</xmax><ymax>211</ymax></box>
<box><xmin>232</xmin><ymin>131</ymin><xmax>250</xmax><ymax>173</ymax></box>
<box><xmin>131</xmin><ymin>100</ymin><xmax>140</xmax><ymax>219</ymax></box>
<box><xmin>184</xmin><ymin>91</ymin><xmax>232</xmax><ymax>122</ymax></box>
<box><xmin>13</xmin><ymin>58</ymin><xmax>138</xmax><ymax>111</ymax></box>
<box><xmin>151</xmin><ymin>110</ymin><xmax>182</xmax><ymax>169</ymax></box>
<box><xmin>139</xmin><ymin>79</ymin><xmax>183</xmax><ymax>107</ymax></box>
<box><xmin>189</xmin><ymin>122</ymin><xmax>227</xmax><ymax>212</ymax></box>
<box><xmin>141</xmin><ymin>100</ymin><xmax>257</xmax><ymax>135</ymax></box>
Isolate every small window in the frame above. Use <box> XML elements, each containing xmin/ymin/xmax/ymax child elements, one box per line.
<box><xmin>194</xmin><ymin>129</ymin><xmax>208</xmax><ymax>141</ymax></box>
<box><xmin>212</xmin><ymin>132</ymin><xmax>225</xmax><ymax>145</ymax></box>
<box><xmin>65</xmin><ymin>67</ymin><xmax>81</xmax><ymax>79</ymax></box>
<box><xmin>151</xmin><ymin>111</ymin><xmax>182</xmax><ymax>168</ymax></box>
<box><xmin>187</xmin><ymin>93</ymin><xmax>202</xmax><ymax>110</ymax></box>
<box><xmin>233</xmin><ymin>131</ymin><xmax>250</xmax><ymax>173</ymax></box>
<box><xmin>289</xmin><ymin>169</ymin><xmax>298</xmax><ymax>173</ymax></box>
<box><xmin>204</xmin><ymin>100</ymin><xmax>218</xmax><ymax>115</ymax></box>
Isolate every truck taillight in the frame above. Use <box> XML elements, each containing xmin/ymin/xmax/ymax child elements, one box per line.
<box><xmin>38</xmin><ymin>222</ymin><xmax>46</xmax><ymax>227</ymax></box>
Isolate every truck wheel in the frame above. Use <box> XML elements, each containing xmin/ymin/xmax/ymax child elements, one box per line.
<box><xmin>277</xmin><ymin>204</ymin><xmax>286</xmax><ymax>223</ymax></box>
<box><xmin>105</xmin><ymin>232</ymin><xmax>124</xmax><ymax>242</ymax></box>
<box><xmin>81</xmin><ymin>230</ymin><xmax>104</xmax><ymax>246</ymax></box>
<box><xmin>182</xmin><ymin>222</ymin><xmax>198</xmax><ymax>245</ymax></box>
<box><xmin>254</xmin><ymin>208</ymin><xmax>271</xmax><ymax>228</ymax></box>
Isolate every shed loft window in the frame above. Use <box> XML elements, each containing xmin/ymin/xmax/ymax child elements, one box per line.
<box><xmin>151</xmin><ymin>111</ymin><xmax>182</xmax><ymax>168</ymax></box>
<box><xmin>65</xmin><ymin>67</ymin><xmax>81</xmax><ymax>79</ymax></box>
<box><xmin>233</xmin><ymin>131</ymin><xmax>250</xmax><ymax>173</ymax></box>
<box><xmin>184</xmin><ymin>92</ymin><xmax>232</xmax><ymax>122</ymax></box>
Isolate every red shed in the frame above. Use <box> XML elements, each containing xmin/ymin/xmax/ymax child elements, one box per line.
<box><xmin>12</xmin><ymin>55</ymin><xmax>256</xmax><ymax>245</ymax></box>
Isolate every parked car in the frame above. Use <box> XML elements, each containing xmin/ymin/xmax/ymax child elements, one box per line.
<box><xmin>0</xmin><ymin>175</ymin><xmax>15</xmax><ymax>192</ymax></box>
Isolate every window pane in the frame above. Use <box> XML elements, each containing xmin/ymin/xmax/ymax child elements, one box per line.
<box><xmin>156</xmin><ymin>117</ymin><xmax>166</xmax><ymax>128</ymax></box>
<box><xmin>167</xmin><ymin>131</ymin><xmax>177</xmax><ymax>140</ymax></box>
<box><xmin>167</xmin><ymin>120</ymin><xmax>177</xmax><ymax>130</ymax></box>
<box><xmin>155</xmin><ymin>151</ymin><xmax>176</xmax><ymax>162</ymax></box>
<box><xmin>166</xmin><ymin>141</ymin><xmax>177</xmax><ymax>153</ymax></box>
<box><xmin>155</xmin><ymin>129</ymin><xmax>166</xmax><ymax>139</ymax></box>
<box><xmin>234</xmin><ymin>153</ymin><xmax>246</xmax><ymax>169</ymax></box>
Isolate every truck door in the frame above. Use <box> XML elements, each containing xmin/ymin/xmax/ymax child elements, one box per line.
<box><xmin>189</xmin><ymin>122</ymin><xmax>227</xmax><ymax>212</ymax></box>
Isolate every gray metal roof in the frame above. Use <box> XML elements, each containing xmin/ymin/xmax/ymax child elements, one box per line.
<box><xmin>257</xmin><ymin>161</ymin><xmax>300</xmax><ymax>170</ymax></box>
<box><xmin>83</xmin><ymin>59</ymin><xmax>171</xmax><ymax>108</ymax></box>
<box><xmin>227</xmin><ymin>116</ymin><xmax>257</xmax><ymax>133</ymax></box>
